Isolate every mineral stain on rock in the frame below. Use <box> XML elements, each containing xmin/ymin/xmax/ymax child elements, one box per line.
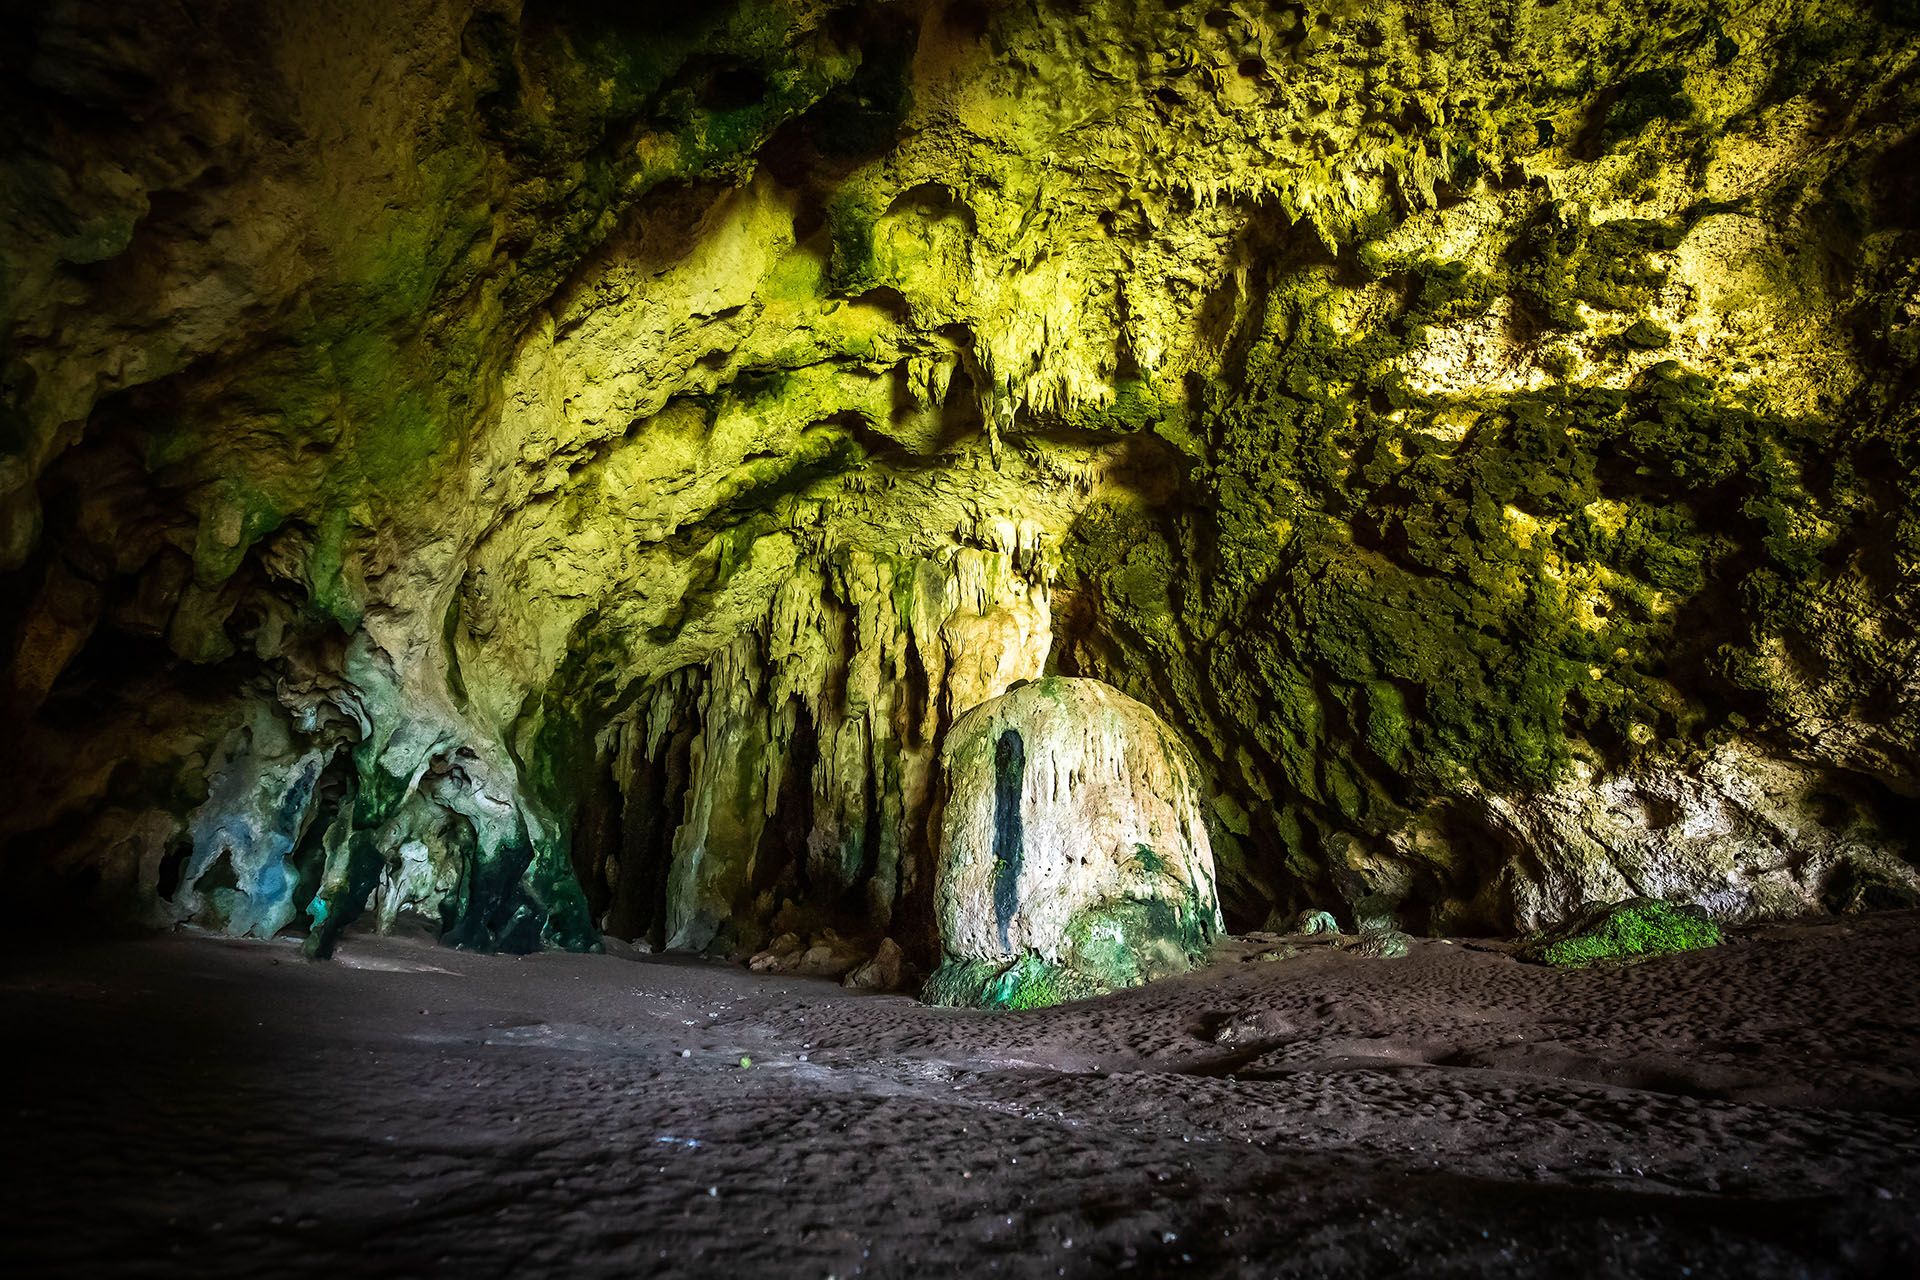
<box><xmin>928</xmin><ymin>678</ymin><xmax>1224</xmax><ymax>1007</ymax></box>
<box><xmin>990</xmin><ymin>727</ymin><xmax>1025</xmax><ymax>951</ymax></box>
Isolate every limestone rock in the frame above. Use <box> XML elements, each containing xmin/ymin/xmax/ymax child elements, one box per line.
<box><xmin>1293</xmin><ymin>910</ymin><xmax>1341</xmax><ymax>937</ymax></box>
<box><xmin>1352</xmin><ymin>927</ymin><xmax>1412</xmax><ymax>960</ymax></box>
<box><xmin>927</xmin><ymin>678</ymin><xmax>1223</xmax><ymax>1007</ymax></box>
<box><xmin>796</xmin><ymin>932</ymin><xmax>868</xmax><ymax>979</ymax></box>
<box><xmin>747</xmin><ymin>934</ymin><xmax>805</xmax><ymax>974</ymax></box>
<box><xmin>748</xmin><ymin>930</ymin><xmax>866</xmax><ymax>979</ymax></box>
<box><xmin>843</xmin><ymin>938</ymin><xmax>907</xmax><ymax>992</ymax></box>
<box><xmin>583</xmin><ymin>533</ymin><xmax>1058</xmax><ymax>958</ymax></box>
<box><xmin>1467</xmin><ymin>743</ymin><xmax>1920</xmax><ymax>931</ymax></box>
<box><xmin>166</xmin><ymin>705</ymin><xmax>336</xmax><ymax>941</ymax></box>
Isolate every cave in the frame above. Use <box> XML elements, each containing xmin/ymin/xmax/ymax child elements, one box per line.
<box><xmin>3</xmin><ymin>0</ymin><xmax>1920</xmax><ymax>1275</ymax></box>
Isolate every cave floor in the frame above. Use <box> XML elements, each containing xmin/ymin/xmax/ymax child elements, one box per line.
<box><xmin>4</xmin><ymin>916</ymin><xmax>1919</xmax><ymax>1278</ymax></box>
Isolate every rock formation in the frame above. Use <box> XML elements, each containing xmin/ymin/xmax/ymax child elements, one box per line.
<box><xmin>927</xmin><ymin>677</ymin><xmax>1223</xmax><ymax>1006</ymax></box>
<box><xmin>1518</xmin><ymin>896</ymin><xmax>1725</xmax><ymax>968</ymax></box>
<box><xmin>2</xmin><ymin>1</ymin><xmax>1917</xmax><ymax>967</ymax></box>
<box><xmin>574</xmin><ymin>527</ymin><xmax>1052</xmax><ymax>957</ymax></box>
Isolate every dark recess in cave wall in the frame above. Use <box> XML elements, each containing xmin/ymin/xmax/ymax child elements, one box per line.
<box><xmin>991</xmin><ymin>728</ymin><xmax>1025</xmax><ymax>950</ymax></box>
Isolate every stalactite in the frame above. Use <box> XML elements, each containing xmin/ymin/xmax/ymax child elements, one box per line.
<box><xmin>593</xmin><ymin>529</ymin><xmax>1054</xmax><ymax>956</ymax></box>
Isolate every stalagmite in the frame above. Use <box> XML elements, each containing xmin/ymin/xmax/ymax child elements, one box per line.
<box><xmin>926</xmin><ymin>677</ymin><xmax>1224</xmax><ymax>1008</ymax></box>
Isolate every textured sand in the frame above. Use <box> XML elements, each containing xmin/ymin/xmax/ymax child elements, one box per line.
<box><xmin>3</xmin><ymin>914</ymin><xmax>1918</xmax><ymax>1277</ymax></box>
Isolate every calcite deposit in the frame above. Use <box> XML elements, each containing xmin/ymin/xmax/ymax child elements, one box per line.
<box><xmin>2</xmin><ymin>1</ymin><xmax>1918</xmax><ymax>975</ymax></box>
<box><xmin>927</xmin><ymin>677</ymin><xmax>1223</xmax><ymax>1006</ymax></box>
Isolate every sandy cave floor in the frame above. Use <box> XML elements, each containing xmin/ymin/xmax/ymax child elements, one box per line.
<box><xmin>3</xmin><ymin>915</ymin><xmax>1920</xmax><ymax>1278</ymax></box>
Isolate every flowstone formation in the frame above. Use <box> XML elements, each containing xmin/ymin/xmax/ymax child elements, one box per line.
<box><xmin>925</xmin><ymin>677</ymin><xmax>1223</xmax><ymax>1008</ymax></box>
<box><xmin>3</xmin><ymin>1</ymin><xmax>1919</xmax><ymax>964</ymax></box>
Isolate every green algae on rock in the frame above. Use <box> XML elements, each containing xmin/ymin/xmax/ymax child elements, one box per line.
<box><xmin>1353</xmin><ymin>926</ymin><xmax>1414</xmax><ymax>960</ymax></box>
<box><xmin>1522</xmin><ymin>898</ymin><xmax>1725</xmax><ymax>968</ymax></box>
<box><xmin>1291</xmin><ymin>910</ymin><xmax>1342</xmax><ymax>937</ymax></box>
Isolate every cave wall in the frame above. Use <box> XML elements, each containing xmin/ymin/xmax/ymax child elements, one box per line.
<box><xmin>2</xmin><ymin>0</ymin><xmax>1917</xmax><ymax>953</ymax></box>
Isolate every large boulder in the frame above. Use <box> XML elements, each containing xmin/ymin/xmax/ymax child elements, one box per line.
<box><xmin>926</xmin><ymin>678</ymin><xmax>1224</xmax><ymax>1008</ymax></box>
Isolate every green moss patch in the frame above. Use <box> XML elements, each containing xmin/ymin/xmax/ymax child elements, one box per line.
<box><xmin>1062</xmin><ymin>175</ymin><xmax>1914</xmax><ymax>918</ymax></box>
<box><xmin>925</xmin><ymin>883</ymin><xmax>1218</xmax><ymax>1011</ymax></box>
<box><xmin>1521</xmin><ymin>898</ymin><xmax>1724</xmax><ymax>968</ymax></box>
<box><xmin>923</xmin><ymin>956</ymin><xmax>1095</xmax><ymax>1010</ymax></box>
